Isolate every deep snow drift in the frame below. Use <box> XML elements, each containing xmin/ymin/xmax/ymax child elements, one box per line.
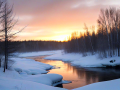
<box><xmin>0</xmin><ymin>68</ymin><xmax>66</xmax><ymax>90</ymax></box>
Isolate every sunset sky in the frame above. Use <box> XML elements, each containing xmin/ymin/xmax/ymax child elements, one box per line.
<box><xmin>8</xmin><ymin>0</ymin><xmax>120</xmax><ymax>41</ymax></box>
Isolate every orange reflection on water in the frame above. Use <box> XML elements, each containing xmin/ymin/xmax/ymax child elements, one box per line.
<box><xmin>29</xmin><ymin>56</ymin><xmax>99</xmax><ymax>89</ymax></box>
<box><xmin>28</xmin><ymin>56</ymin><xmax>120</xmax><ymax>89</ymax></box>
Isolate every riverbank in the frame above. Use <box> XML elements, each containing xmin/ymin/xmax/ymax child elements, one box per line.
<box><xmin>0</xmin><ymin>50</ymin><xmax>120</xmax><ymax>90</ymax></box>
<box><xmin>45</xmin><ymin>51</ymin><xmax>120</xmax><ymax>67</ymax></box>
<box><xmin>44</xmin><ymin>50</ymin><xmax>120</xmax><ymax>90</ymax></box>
<box><xmin>0</xmin><ymin>50</ymin><xmax>67</xmax><ymax>90</ymax></box>
<box><xmin>29</xmin><ymin>56</ymin><xmax>120</xmax><ymax>89</ymax></box>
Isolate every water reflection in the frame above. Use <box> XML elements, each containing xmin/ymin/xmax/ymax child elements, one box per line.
<box><xmin>28</xmin><ymin>56</ymin><xmax>120</xmax><ymax>89</ymax></box>
<box><xmin>55</xmin><ymin>84</ymin><xmax>63</xmax><ymax>88</ymax></box>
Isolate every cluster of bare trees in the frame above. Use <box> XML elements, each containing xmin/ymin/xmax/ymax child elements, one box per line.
<box><xmin>98</xmin><ymin>7</ymin><xmax>120</xmax><ymax>57</ymax></box>
<box><xmin>64</xmin><ymin>7</ymin><xmax>120</xmax><ymax>58</ymax></box>
<box><xmin>64</xmin><ymin>27</ymin><xmax>96</xmax><ymax>56</ymax></box>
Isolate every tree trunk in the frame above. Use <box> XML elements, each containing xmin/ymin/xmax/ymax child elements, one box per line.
<box><xmin>3</xmin><ymin>4</ymin><xmax>7</xmax><ymax>72</ymax></box>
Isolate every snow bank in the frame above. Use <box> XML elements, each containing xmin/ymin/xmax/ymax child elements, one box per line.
<box><xmin>45</xmin><ymin>51</ymin><xmax>120</xmax><ymax>67</ymax></box>
<box><xmin>73</xmin><ymin>79</ymin><xmax>120</xmax><ymax>90</ymax></box>
<box><xmin>24</xmin><ymin>74</ymin><xmax>63</xmax><ymax>86</ymax></box>
<box><xmin>11</xmin><ymin>57</ymin><xmax>52</xmax><ymax>75</ymax></box>
<box><xmin>0</xmin><ymin>74</ymin><xmax>66</xmax><ymax>90</ymax></box>
<box><xmin>62</xmin><ymin>80</ymin><xmax>72</xmax><ymax>84</ymax></box>
<box><xmin>11</xmin><ymin>58</ymin><xmax>53</xmax><ymax>75</ymax></box>
<box><xmin>0</xmin><ymin>68</ymin><xmax>66</xmax><ymax>90</ymax></box>
<box><xmin>0</xmin><ymin>85</ymin><xmax>12</xmax><ymax>90</ymax></box>
<box><xmin>0</xmin><ymin>50</ymin><xmax>67</xmax><ymax>90</ymax></box>
<box><xmin>1</xmin><ymin>50</ymin><xmax>119</xmax><ymax>90</ymax></box>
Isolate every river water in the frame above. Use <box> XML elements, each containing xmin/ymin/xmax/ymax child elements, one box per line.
<box><xmin>29</xmin><ymin>56</ymin><xmax>120</xmax><ymax>89</ymax></box>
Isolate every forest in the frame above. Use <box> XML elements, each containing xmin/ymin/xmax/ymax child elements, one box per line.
<box><xmin>0</xmin><ymin>40</ymin><xmax>64</xmax><ymax>52</ymax></box>
<box><xmin>64</xmin><ymin>8</ymin><xmax>120</xmax><ymax>58</ymax></box>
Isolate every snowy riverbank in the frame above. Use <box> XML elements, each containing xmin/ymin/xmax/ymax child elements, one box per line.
<box><xmin>0</xmin><ymin>50</ymin><xmax>120</xmax><ymax>90</ymax></box>
<box><xmin>0</xmin><ymin>50</ymin><xmax>67</xmax><ymax>90</ymax></box>
<box><xmin>44</xmin><ymin>50</ymin><xmax>120</xmax><ymax>90</ymax></box>
<box><xmin>45</xmin><ymin>51</ymin><xmax>120</xmax><ymax>67</ymax></box>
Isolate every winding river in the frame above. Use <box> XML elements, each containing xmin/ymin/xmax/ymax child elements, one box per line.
<box><xmin>28</xmin><ymin>56</ymin><xmax>120</xmax><ymax>89</ymax></box>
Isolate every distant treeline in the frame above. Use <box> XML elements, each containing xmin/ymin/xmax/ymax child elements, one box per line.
<box><xmin>18</xmin><ymin>40</ymin><xmax>64</xmax><ymax>52</ymax></box>
<box><xmin>1</xmin><ymin>7</ymin><xmax>120</xmax><ymax>59</ymax></box>
<box><xmin>0</xmin><ymin>40</ymin><xmax>65</xmax><ymax>53</ymax></box>
<box><xmin>64</xmin><ymin>7</ymin><xmax>120</xmax><ymax>58</ymax></box>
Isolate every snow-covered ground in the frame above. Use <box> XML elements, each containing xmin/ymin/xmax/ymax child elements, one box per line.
<box><xmin>0</xmin><ymin>68</ymin><xmax>66</xmax><ymax>90</ymax></box>
<box><xmin>0</xmin><ymin>50</ymin><xmax>67</xmax><ymax>90</ymax></box>
<box><xmin>45</xmin><ymin>51</ymin><xmax>120</xmax><ymax>67</ymax></box>
<box><xmin>44</xmin><ymin>50</ymin><xmax>120</xmax><ymax>90</ymax></box>
<box><xmin>0</xmin><ymin>50</ymin><xmax>120</xmax><ymax>90</ymax></box>
<box><xmin>11</xmin><ymin>57</ymin><xmax>52</xmax><ymax>75</ymax></box>
<box><xmin>73</xmin><ymin>79</ymin><xmax>120</xmax><ymax>90</ymax></box>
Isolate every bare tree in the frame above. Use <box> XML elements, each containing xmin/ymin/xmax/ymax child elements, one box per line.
<box><xmin>98</xmin><ymin>7</ymin><xmax>120</xmax><ymax>57</ymax></box>
<box><xmin>0</xmin><ymin>1</ymin><xmax>25</xmax><ymax>72</ymax></box>
<box><xmin>98</xmin><ymin>9</ymin><xmax>112</xmax><ymax>57</ymax></box>
<box><xmin>84</xmin><ymin>24</ymin><xmax>94</xmax><ymax>54</ymax></box>
<box><xmin>0</xmin><ymin>0</ymin><xmax>4</xmax><ymax>68</ymax></box>
<box><xmin>112</xmin><ymin>8</ymin><xmax>120</xmax><ymax>56</ymax></box>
